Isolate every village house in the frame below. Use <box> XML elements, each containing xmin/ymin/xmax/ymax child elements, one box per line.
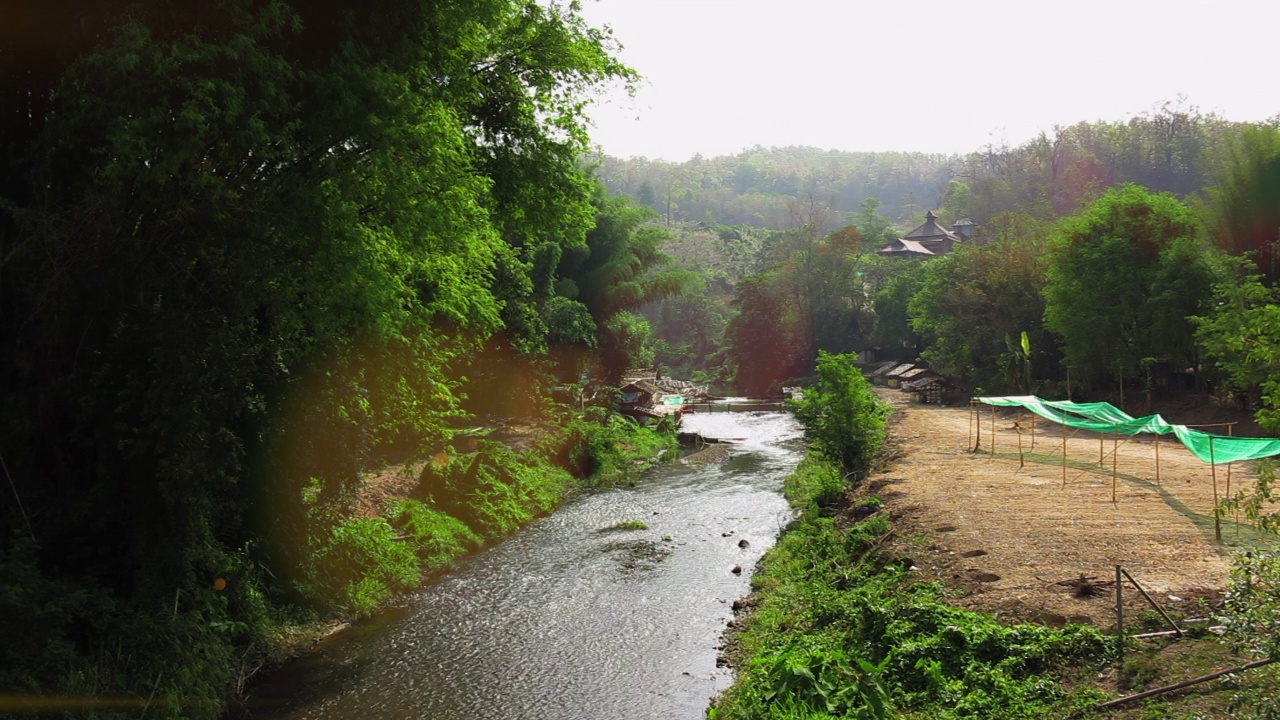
<box><xmin>877</xmin><ymin>210</ymin><xmax>970</xmax><ymax>258</ymax></box>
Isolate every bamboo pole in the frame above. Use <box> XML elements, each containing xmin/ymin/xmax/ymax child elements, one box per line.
<box><xmin>1120</xmin><ymin>567</ymin><xmax>1182</xmax><ymax>636</ymax></box>
<box><xmin>1154</xmin><ymin>433</ymin><xmax>1161</xmax><ymax>485</ymax></box>
<box><xmin>1227</xmin><ymin>426</ymin><xmax>1235</xmax><ymax>531</ymax></box>
<box><xmin>974</xmin><ymin>401</ymin><xmax>982</xmax><ymax>453</ymax></box>
<box><xmin>990</xmin><ymin>404</ymin><xmax>996</xmax><ymax>460</ymax></box>
<box><xmin>1112</xmin><ymin>433</ymin><xmax>1119</xmax><ymax>504</ymax></box>
<box><xmin>1062</xmin><ymin>419</ymin><xmax>1068</xmax><ymax>488</ymax></box>
<box><xmin>1018</xmin><ymin>419</ymin><xmax>1025</xmax><ymax>468</ymax></box>
<box><xmin>1115</xmin><ymin>565</ymin><xmax>1125</xmax><ymax>682</ymax></box>
<box><xmin>1030</xmin><ymin>412</ymin><xmax>1036</xmax><ymax>452</ymax></box>
<box><xmin>1211</xmin><ymin>437</ymin><xmax>1221</xmax><ymax>542</ymax></box>
<box><xmin>1100</xmin><ymin>435</ymin><xmax>1105</xmax><ymax>467</ymax></box>
<box><xmin>1094</xmin><ymin>659</ymin><xmax>1275</xmax><ymax>711</ymax></box>
<box><xmin>967</xmin><ymin>400</ymin><xmax>974</xmax><ymax>452</ymax></box>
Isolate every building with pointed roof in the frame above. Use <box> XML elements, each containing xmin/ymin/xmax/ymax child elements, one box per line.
<box><xmin>877</xmin><ymin>210</ymin><xmax>966</xmax><ymax>258</ymax></box>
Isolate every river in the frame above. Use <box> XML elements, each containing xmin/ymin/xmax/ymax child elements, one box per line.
<box><xmin>242</xmin><ymin>403</ymin><xmax>802</xmax><ymax>720</ymax></box>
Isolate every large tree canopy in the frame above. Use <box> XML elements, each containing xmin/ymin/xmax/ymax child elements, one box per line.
<box><xmin>0</xmin><ymin>1</ymin><xmax>632</xmax><ymax>713</ymax></box>
<box><xmin>909</xmin><ymin>214</ymin><xmax>1053</xmax><ymax>391</ymax></box>
<box><xmin>1043</xmin><ymin>185</ymin><xmax>1216</xmax><ymax>386</ymax></box>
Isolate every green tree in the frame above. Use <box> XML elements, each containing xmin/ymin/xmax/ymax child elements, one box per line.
<box><xmin>938</xmin><ymin>180</ymin><xmax>975</xmax><ymax>225</ymax></box>
<box><xmin>790</xmin><ymin>352</ymin><xmax>890</xmax><ymax>478</ymax></box>
<box><xmin>0</xmin><ymin>0</ymin><xmax>633</xmax><ymax>713</ymax></box>
<box><xmin>1192</xmin><ymin>261</ymin><xmax>1280</xmax><ymax>426</ymax></box>
<box><xmin>554</xmin><ymin>187</ymin><xmax>695</xmax><ymax>380</ymax></box>
<box><xmin>1043</xmin><ymin>185</ymin><xmax>1216</xmax><ymax>389</ymax></box>
<box><xmin>648</xmin><ymin>271</ymin><xmax>732</xmax><ymax>377</ymax></box>
<box><xmin>724</xmin><ymin>272</ymin><xmax>807</xmax><ymax>396</ymax></box>
<box><xmin>853</xmin><ymin>196</ymin><xmax>896</xmax><ymax>244</ymax></box>
<box><xmin>1201</xmin><ymin>124</ymin><xmax>1280</xmax><ymax>281</ymax></box>
<box><xmin>909</xmin><ymin>225</ymin><xmax>1053</xmax><ymax>390</ymax></box>
<box><xmin>872</xmin><ymin>261</ymin><xmax>928</xmax><ymax>360</ymax></box>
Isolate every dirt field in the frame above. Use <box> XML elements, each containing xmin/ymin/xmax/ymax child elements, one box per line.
<box><xmin>870</xmin><ymin>388</ymin><xmax>1274</xmax><ymax>628</ymax></box>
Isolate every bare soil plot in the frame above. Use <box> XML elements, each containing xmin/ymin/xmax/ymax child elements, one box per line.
<box><xmin>867</xmin><ymin>388</ymin><xmax>1271</xmax><ymax>628</ymax></box>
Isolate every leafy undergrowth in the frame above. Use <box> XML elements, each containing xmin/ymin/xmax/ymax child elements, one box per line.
<box><xmin>305</xmin><ymin>412</ymin><xmax>677</xmax><ymax>619</ymax></box>
<box><xmin>714</xmin><ymin>454</ymin><xmax>1280</xmax><ymax>719</ymax></box>
<box><xmin>714</xmin><ymin>455</ymin><xmax>1111</xmax><ymax>720</ymax></box>
<box><xmin>1102</xmin><ymin>636</ymin><xmax>1280</xmax><ymax>720</ymax></box>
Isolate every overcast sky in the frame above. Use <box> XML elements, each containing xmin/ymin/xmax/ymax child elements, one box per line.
<box><xmin>577</xmin><ymin>0</ymin><xmax>1277</xmax><ymax>161</ymax></box>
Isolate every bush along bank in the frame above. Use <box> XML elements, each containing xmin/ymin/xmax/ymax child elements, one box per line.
<box><xmin>712</xmin><ymin>353</ymin><xmax>1110</xmax><ymax>719</ymax></box>
<box><xmin>0</xmin><ymin>412</ymin><xmax>676</xmax><ymax>720</ymax></box>
<box><xmin>305</xmin><ymin>412</ymin><xmax>679</xmax><ymax>619</ymax></box>
<box><xmin>710</xmin><ymin>455</ymin><xmax>1111</xmax><ymax>720</ymax></box>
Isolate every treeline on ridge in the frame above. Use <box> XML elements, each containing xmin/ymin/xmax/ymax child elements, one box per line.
<box><xmin>632</xmin><ymin>109</ymin><xmax>1280</xmax><ymax>428</ymax></box>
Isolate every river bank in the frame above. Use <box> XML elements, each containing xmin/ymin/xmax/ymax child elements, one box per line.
<box><xmin>234</xmin><ymin>403</ymin><xmax>803</xmax><ymax>719</ymax></box>
<box><xmin>711</xmin><ymin>392</ymin><xmax>1280</xmax><ymax>719</ymax></box>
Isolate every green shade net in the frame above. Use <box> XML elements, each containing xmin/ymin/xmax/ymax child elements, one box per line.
<box><xmin>978</xmin><ymin>395</ymin><xmax>1280</xmax><ymax>465</ymax></box>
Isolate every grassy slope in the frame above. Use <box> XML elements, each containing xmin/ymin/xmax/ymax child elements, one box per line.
<box><xmin>712</xmin><ymin>453</ymin><xmax>1280</xmax><ymax>720</ymax></box>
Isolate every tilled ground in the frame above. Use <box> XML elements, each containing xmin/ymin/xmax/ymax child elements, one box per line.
<box><xmin>866</xmin><ymin>388</ymin><xmax>1264</xmax><ymax>628</ymax></box>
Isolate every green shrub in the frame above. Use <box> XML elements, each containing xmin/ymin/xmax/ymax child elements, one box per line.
<box><xmin>311</xmin><ymin>518</ymin><xmax>419</xmax><ymax>617</ymax></box>
<box><xmin>602</xmin><ymin>520</ymin><xmax>649</xmax><ymax>531</ymax></box>
<box><xmin>783</xmin><ymin>455</ymin><xmax>848</xmax><ymax>511</ymax></box>
<box><xmin>789</xmin><ymin>352</ymin><xmax>890</xmax><ymax>480</ymax></box>
<box><xmin>387</xmin><ymin>499</ymin><xmax>481</xmax><ymax>571</ymax></box>
<box><xmin>716</xmin><ymin>454</ymin><xmax>1109</xmax><ymax>720</ymax></box>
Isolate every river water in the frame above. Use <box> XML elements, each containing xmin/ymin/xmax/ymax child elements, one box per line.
<box><xmin>243</xmin><ymin>404</ymin><xmax>801</xmax><ymax>720</ymax></box>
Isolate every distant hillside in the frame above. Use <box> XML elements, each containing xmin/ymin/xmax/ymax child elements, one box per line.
<box><xmin>594</xmin><ymin>102</ymin><xmax>1250</xmax><ymax>233</ymax></box>
<box><xmin>595</xmin><ymin>146</ymin><xmax>957</xmax><ymax>230</ymax></box>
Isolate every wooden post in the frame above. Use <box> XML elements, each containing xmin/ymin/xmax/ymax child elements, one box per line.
<box><xmin>973</xmin><ymin>401</ymin><xmax>981</xmax><ymax>453</ymax></box>
<box><xmin>1154</xmin><ymin>433</ymin><xmax>1161</xmax><ymax>485</ymax></box>
<box><xmin>968</xmin><ymin>400</ymin><xmax>974</xmax><ymax>453</ymax></box>
<box><xmin>1119</xmin><ymin>567</ymin><xmax>1182</xmax><ymax>637</ymax></box>
<box><xmin>1112</xmin><ymin>433</ymin><xmax>1119</xmax><ymax>504</ymax></box>
<box><xmin>990</xmin><ymin>404</ymin><xmax>996</xmax><ymax>459</ymax></box>
<box><xmin>1115</xmin><ymin>564</ymin><xmax>1125</xmax><ymax>683</ymax></box>
<box><xmin>1226</xmin><ymin>425</ymin><xmax>1234</xmax><ymax>528</ymax></box>
<box><xmin>1062</xmin><ymin>419</ymin><xmax>1068</xmax><ymax>488</ymax></box>
<box><xmin>1030</xmin><ymin>412</ymin><xmax>1036</xmax><ymax>452</ymax></box>
<box><xmin>1119</xmin><ymin>367</ymin><xmax>1124</xmax><ymax>412</ymax></box>
<box><xmin>1100</xmin><ymin>435</ymin><xmax>1105</xmax><ymax>467</ymax></box>
<box><xmin>1018</xmin><ymin>420</ymin><xmax>1025</xmax><ymax>468</ymax></box>
<box><xmin>1210</xmin><ymin>436</ymin><xmax>1221</xmax><ymax>542</ymax></box>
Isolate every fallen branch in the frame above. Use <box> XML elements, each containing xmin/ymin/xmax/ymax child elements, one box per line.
<box><xmin>1131</xmin><ymin>627</ymin><xmax>1224</xmax><ymax>639</ymax></box>
<box><xmin>1094</xmin><ymin>657</ymin><xmax>1275</xmax><ymax>711</ymax></box>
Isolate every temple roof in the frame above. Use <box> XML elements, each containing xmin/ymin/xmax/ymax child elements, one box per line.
<box><xmin>902</xmin><ymin>210</ymin><xmax>959</xmax><ymax>242</ymax></box>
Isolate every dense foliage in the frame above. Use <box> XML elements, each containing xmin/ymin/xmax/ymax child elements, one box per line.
<box><xmin>712</xmin><ymin>456</ymin><xmax>1109</xmax><ymax>720</ymax></box>
<box><xmin>908</xmin><ymin>215</ymin><xmax>1053</xmax><ymax>391</ymax></box>
<box><xmin>0</xmin><ymin>1</ymin><xmax>683</xmax><ymax>716</ymax></box>
<box><xmin>1044</xmin><ymin>184</ymin><xmax>1214</xmax><ymax>388</ymax></box>
<box><xmin>790</xmin><ymin>353</ymin><xmax>890</xmax><ymax>480</ymax></box>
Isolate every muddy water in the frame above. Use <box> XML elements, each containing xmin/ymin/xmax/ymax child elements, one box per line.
<box><xmin>243</xmin><ymin>405</ymin><xmax>802</xmax><ymax>720</ymax></box>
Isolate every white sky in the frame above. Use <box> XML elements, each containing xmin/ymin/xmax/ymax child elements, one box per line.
<box><xmin>577</xmin><ymin>0</ymin><xmax>1278</xmax><ymax>161</ymax></box>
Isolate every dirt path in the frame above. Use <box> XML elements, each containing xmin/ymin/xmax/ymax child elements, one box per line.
<box><xmin>869</xmin><ymin>389</ymin><xmax>1262</xmax><ymax>627</ymax></box>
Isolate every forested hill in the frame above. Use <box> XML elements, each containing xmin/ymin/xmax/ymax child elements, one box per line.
<box><xmin>595</xmin><ymin>102</ymin><xmax>1242</xmax><ymax>231</ymax></box>
<box><xmin>595</xmin><ymin>147</ymin><xmax>959</xmax><ymax>229</ymax></box>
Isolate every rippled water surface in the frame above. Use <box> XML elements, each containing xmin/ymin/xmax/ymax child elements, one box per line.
<box><xmin>245</xmin><ymin>406</ymin><xmax>801</xmax><ymax>720</ymax></box>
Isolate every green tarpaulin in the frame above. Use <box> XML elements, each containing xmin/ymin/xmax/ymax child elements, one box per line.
<box><xmin>977</xmin><ymin>395</ymin><xmax>1280</xmax><ymax>465</ymax></box>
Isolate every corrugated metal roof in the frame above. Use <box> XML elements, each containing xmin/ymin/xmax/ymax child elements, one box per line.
<box><xmin>869</xmin><ymin>361</ymin><xmax>899</xmax><ymax>377</ymax></box>
<box><xmin>885</xmin><ymin>363</ymin><xmax>916</xmax><ymax>378</ymax></box>
<box><xmin>898</xmin><ymin>367</ymin><xmax>935</xmax><ymax>379</ymax></box>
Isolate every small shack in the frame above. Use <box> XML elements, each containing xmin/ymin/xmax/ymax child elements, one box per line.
<box><xmin>619</xmin><ymin>378</ymin><xmax>684</xmax><ymax>425</ymax></box>
<box><xmin>882</xmin><ymin>363</ymin><xmax>917</xmax><ymax>389</ymax></box>
<box><xmin>867</xmin><ymin>361</ymin><xmax>900</xmax><ymax>386</ymax></box>
<box><xmin>902</xmin><ymin>376</ymin><xmax>959</xmax><ymax>404</ymax></box>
